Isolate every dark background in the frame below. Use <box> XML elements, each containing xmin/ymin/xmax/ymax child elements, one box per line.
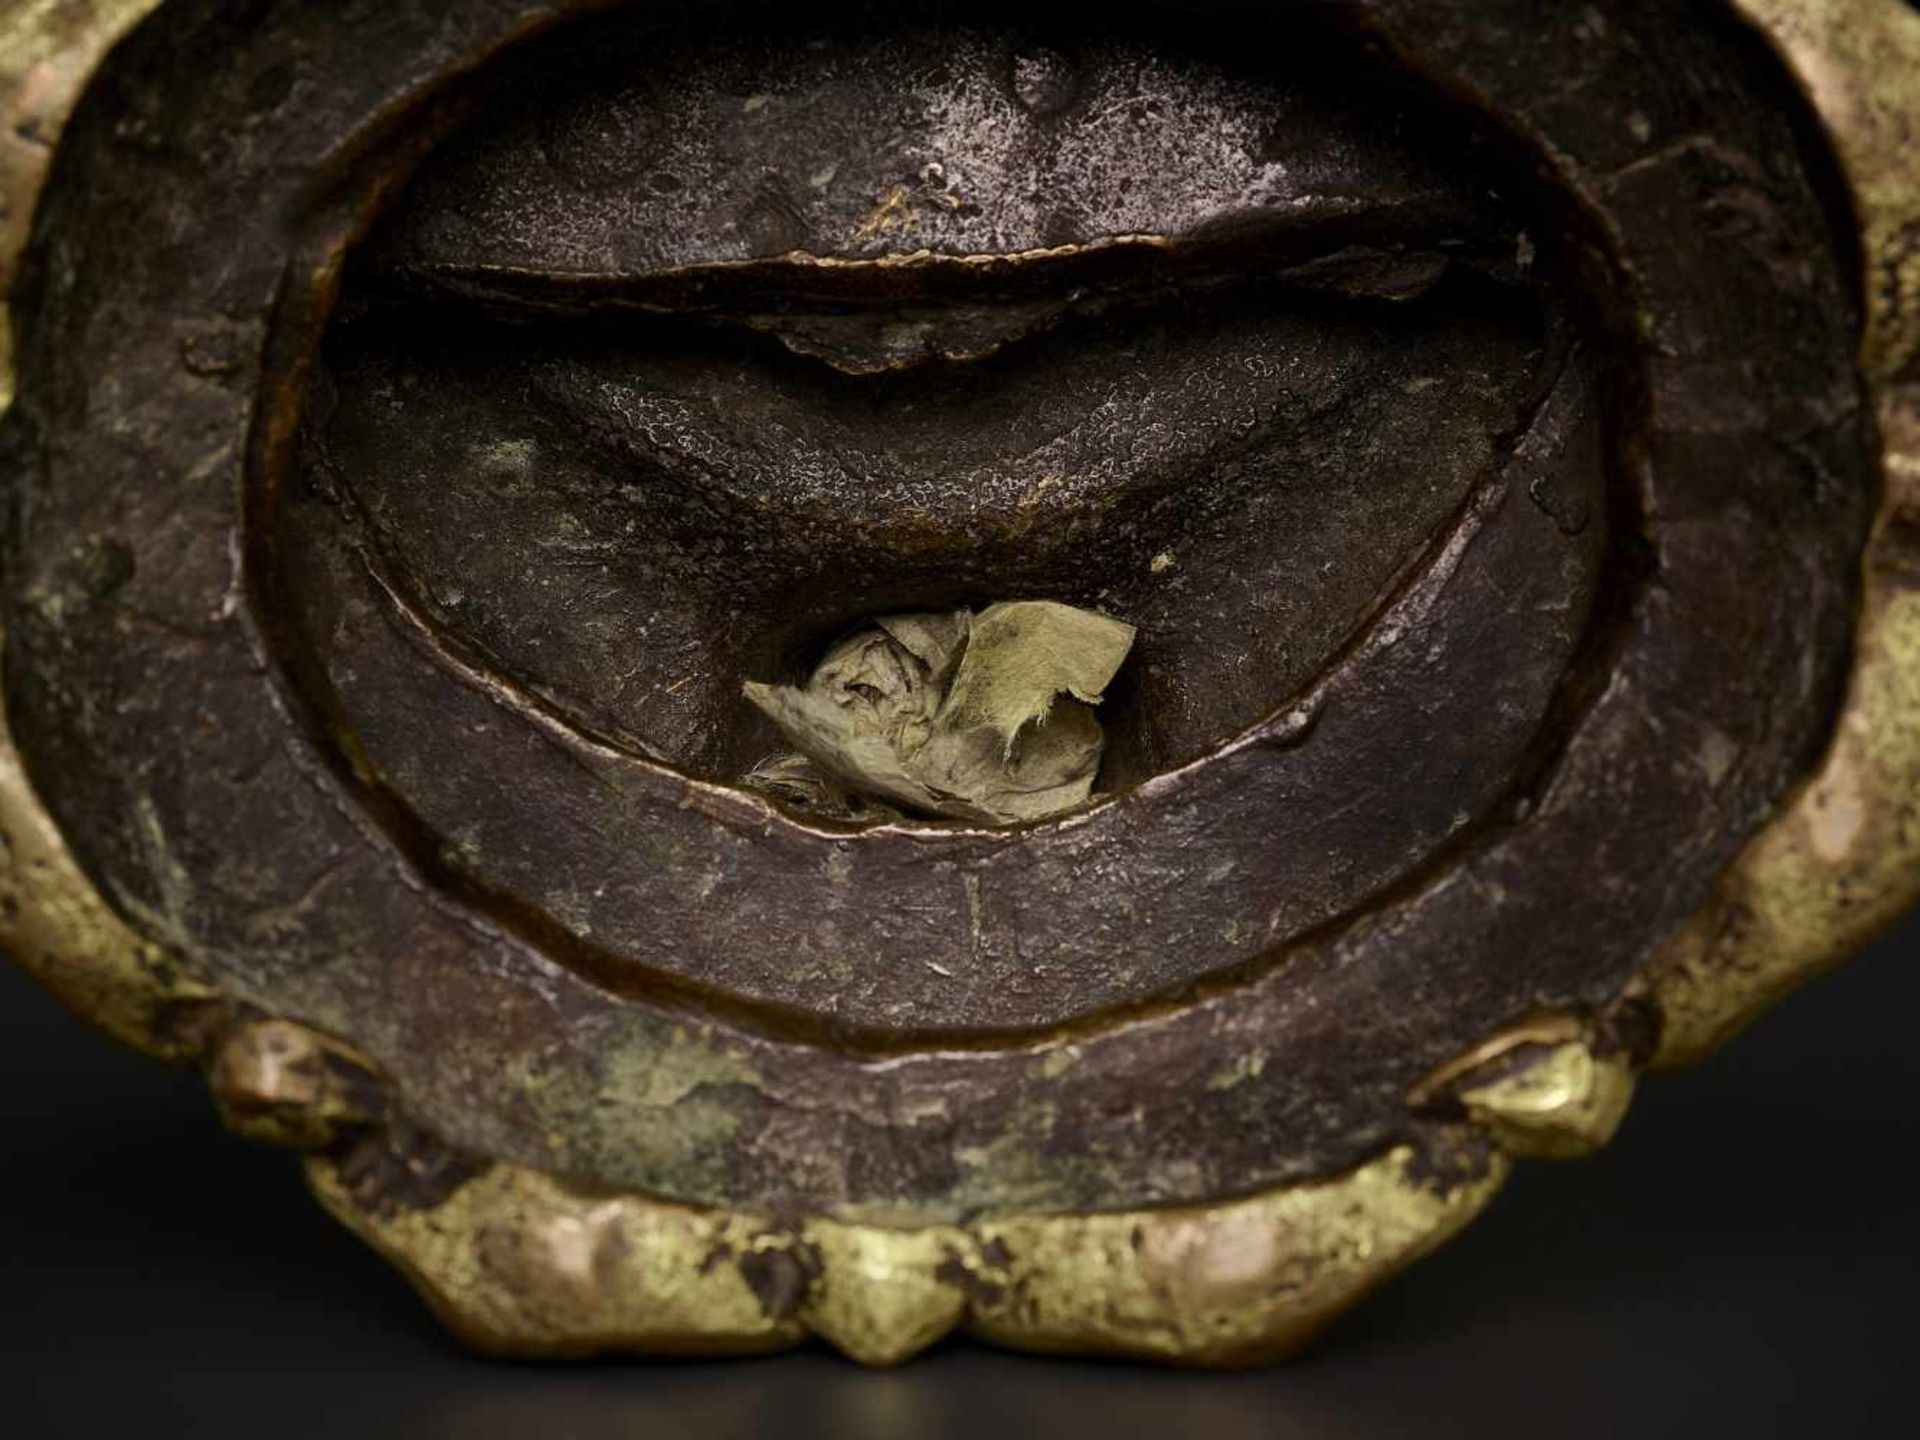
<box><xmin>2</xmin><ymin>913</ymin><xmax>1915</xmax><ymax>1439</ymax></box>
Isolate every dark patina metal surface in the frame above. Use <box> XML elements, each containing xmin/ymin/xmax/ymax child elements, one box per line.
<box><xmin>1</xmin><ymin>0</ymin><xmax>1874</xmax><ymax>1225</ymax></box>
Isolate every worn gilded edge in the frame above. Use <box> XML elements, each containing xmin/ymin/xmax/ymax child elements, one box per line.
<box><xmin>1647</xmin><ymin>0</ymin><xmax>1920</xmax><ymax>1065</ymax></box>
<box><xmin>960</xmin><ymin>1135</ymin><xmax>1505</xmax><ymax>1367</ymax></box>
<box><xmin>1454</xmin><ymin>1042</ymin><xmax>1635</xmax><ymax>1161</ymax></box>
<box><xmin>1</xmin><ymin>0</ymin><xmax>166</xmax><ymax>408</ymax></box>
<box><xmin>1408</xmin><ymin>1014</ymin><xmax>1637</xmax><ymax>1160</ymax></box>
<box><xmin>306</xmin><ymin>1136</ymin><xmax>1507</xmax><ymax>1368</ymax></box>
<box><xmin>2</xmin><ymin>4</ymin><xmax>213</xmax><ymax>1053</ymax></box>
<box><xmin>0</xmin><ymin>629</ymin><xmax>219</xmax><ymax>1059</ymax></box>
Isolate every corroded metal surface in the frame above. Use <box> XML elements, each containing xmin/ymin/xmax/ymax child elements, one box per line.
<box><xmin>1</xmin><ymin>0</ymin><xmax>1914</xmax><ymax>1367</ymax></box>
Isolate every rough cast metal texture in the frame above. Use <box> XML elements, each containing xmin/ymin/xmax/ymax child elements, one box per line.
<box><xmin>0</xmin><ymin>0</ymin><xmax>1914</xmax><ymax>1366</ymax></box>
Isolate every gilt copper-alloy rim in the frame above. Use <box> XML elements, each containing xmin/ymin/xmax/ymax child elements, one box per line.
<box><xmin>0</xmin><ymin>0</ymin><xmax>1915</xmax><ymax>1366</ymax></box>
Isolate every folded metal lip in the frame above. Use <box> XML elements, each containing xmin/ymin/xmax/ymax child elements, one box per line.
<box><xmin>369</xmin><ymin>184</ymin><xmax>1522</xmax><ymax>304</ymax></box>
<box><xmin>359</xmin><ymin>200</ymin><xmax>1520</xmax><ymax>374</ymax></box>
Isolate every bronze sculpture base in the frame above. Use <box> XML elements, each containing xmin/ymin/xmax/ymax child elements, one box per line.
<box><xmin>3</xmin><ymin>0</ymin><xmax>1917</xmax><ymax>1365</ymax></box>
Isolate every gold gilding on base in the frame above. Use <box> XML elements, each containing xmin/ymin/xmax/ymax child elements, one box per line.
<box><xmin>308</xmin><ymin>1138</ymin><xmax>1507</xmax><ymax>1368</ymax></box>
<box><xmin>801</xmin><ymin>1221</ymin><xmax>968</xmax><ymax>1367</ymax></box>
<box><xmin>308</xmin><ymin>1161</ymin><xmax>814</xmax><ymax>1358</ymax></box>
<box><xmin>1409</xmin><ymin>1016</ymin><xmax>1635</xmax><ymax>1161</ymax></box>
<box><xmin>961</xmin><ymin>1142</ymin><xmax>1506</xmax><ymax>1366</ymax></box>
<box><xmin>1455</xmin><ymin>1043</ymin><xmax>1635</xmax><ymax>1161</ymax></box>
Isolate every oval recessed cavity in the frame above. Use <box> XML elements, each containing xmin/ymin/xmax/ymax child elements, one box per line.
<box><xmin>265</xmin><ymin>7</ymin><xmax>1612</xmax><ymax>1032</ymax></box>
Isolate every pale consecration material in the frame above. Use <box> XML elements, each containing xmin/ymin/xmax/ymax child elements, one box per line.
<box><xmin>744</xmin><ymin>601</ymin><xmax>1136</xmax><ymax>824</ymax></box>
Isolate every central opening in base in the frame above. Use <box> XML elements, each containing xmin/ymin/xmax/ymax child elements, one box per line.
<box><xmin>291</xmin><ymin>4</ymin><xmax>1586</xmax><ymax>817</ymax></box>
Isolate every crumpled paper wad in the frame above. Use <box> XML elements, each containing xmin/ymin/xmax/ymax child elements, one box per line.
<box><xmin>743</xmin><ymin>602</ymin><xmax>1137</xmax><ymax>825</ymax></box>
